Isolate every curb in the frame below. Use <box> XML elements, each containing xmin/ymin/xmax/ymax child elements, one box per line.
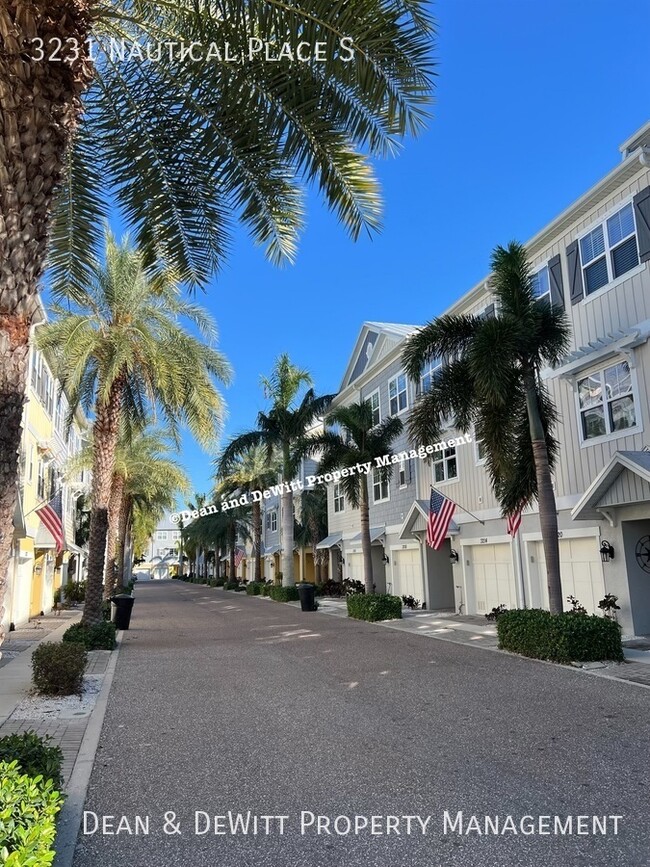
<box><xmin>53</xmin><ymin>630</ymin><xmax>124</xmax><ymax>867</ymax></box>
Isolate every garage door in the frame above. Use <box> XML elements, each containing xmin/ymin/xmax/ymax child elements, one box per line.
<box><xmin>466</xmin><ymin>543</ymin><xmax>517</xmax><ymax>614</ymax></box>
<box><xmin>345</xmin><ymin>553</ymin><xmax>364</xmax><ymax>586</ymax></box>
<box><xmin>392</xmin><ymin>548</ymin><xmax>423</xmax><ymax>600</ymax></box>
<box><xmin>533</xmin><ymin>537</ymin><xmax>605</xmax><ymax>615</ymax></box>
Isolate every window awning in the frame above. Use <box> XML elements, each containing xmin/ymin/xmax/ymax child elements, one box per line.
<box><xmin>350</xmin><ymin>527</ymin><xmax>385</xmax><ymax>545</ymax></box>
<box><xmin>263</xmin><ymin>544</ymin><xmax>281</xmax><ymax>556</ymax></box>
<box><xmin>316</xmin><ymin>532</ymin><xmax>343</xmax><ymax>550</ymax></box>
<box><xmin>572</xmin><ymin>450</ymin><xmax>650</xmax><ymax>520</ymax></box>
<box><xmin>542</xmin><ymin>322</ymin><xmax>650</xmax><ymax>382</ymax></box>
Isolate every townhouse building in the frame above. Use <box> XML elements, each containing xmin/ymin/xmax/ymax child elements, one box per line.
<box><xmin>5</xmin><ymin>308</ymin><xmax>90</xmax><ymax>631</ymax></box>
<box><xmin>322</xmin><ymin>120</ymin><xmax>650</xmax><ymax>638</ymax></box>
<box><xmin>146</xmin><ymin>519</ymin><xmax>183</xmax><ymax>579</ymax></box>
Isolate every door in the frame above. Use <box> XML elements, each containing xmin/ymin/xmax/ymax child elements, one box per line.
<box><xmin>466</xmin><ymin>542</ymin><xmax>517</xmax><ymax>614</ymax></box>
<box><xmin>345</xmin><ymin>553</ymin><xmax>364</xmax><ymax>586</ymax></box>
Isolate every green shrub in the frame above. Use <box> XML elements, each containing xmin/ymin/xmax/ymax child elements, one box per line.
<box><xmin>269</xmin><ymin>586</ymin><xmax>300</xmax><ymax>602</ymax></box>
<box><xmin>347</xmin><ymin>593</ymin><xmax>402</xmax><ymax>622</ymax></box>
<box><xmin>261</xmin><ymin>583</ymin><xmax>272</xmax><ymax>597</ymax></box>
<box><xmin>32</xmin><ymin>642</ymin><xmax>87</xmax><ymax>696</ymax></box>
<box><xmin>245</xmin><ymin>582</ymin><xmax>264</xmax><ymax>596</ymax></box>
<box><xmin>53</xmin><ymin>587</ymin><xmax>62</xmax><ymax>606</ymax></box>
<box><xmin>0</xmin><ymin>761</ymin><xmax>63</xmax><ymax>864</ymax></box>
<box><xmin>225</xmin><ymin>581</ymin><xmax>240</xmax><ymax>591</ymax></box>
<box><xmin>62</xmin><ymin>621</ymin><xmax>116</xmax><ymax>651</ymax></box>
<box><xmin>63</xmin><ymin>581</ymin><xmax>86</xmax><ymax>604</ymax></box>
<box><xmin>215</xmin><ymin>579</ymin><xmax>225</xmax><ymax>587</ymax></box>
<box><xmin>496</xmin><ymin>608</ymin><xmax>624</xmax><ymax>663</ymax></box>
<box><xmin>0</xmin><ymin>733</ymin><xmax>63</xmax><ymax>792</ymax></box>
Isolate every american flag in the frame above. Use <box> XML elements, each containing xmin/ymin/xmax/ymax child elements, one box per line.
<box><xmin>36</xmin><ymin>490</ymin><xmax>64</xmax><ymax>554</ymax></box>
<box><xmin>506</xmin><ymin>511</ymin><xmax>522</xmax><ymax>537</ymax></box>
<box><xmin>234</xmin><ymin>548</ymin><xmax>245</xmax><ymax>568</ymax></box>
<box><xmin>426</xmin><ymin>488</ymin><xmax>456</xmax><ymax>550</ymax></box>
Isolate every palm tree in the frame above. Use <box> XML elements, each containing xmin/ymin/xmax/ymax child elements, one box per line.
<box><xmin>0</xmin><ymin>1</ymin><xmax>434</xmax><ymax>638</ymax></box>
<box><xmin>220</xmin><ymin>355</ymin><xmax>334</xmax><ymax>586</ymax></box>
<box><xmin>314</xmin><ymin>401</ymin><xmax>403</xmax><ymax>593</ymax></box>
<box><xmin>37</xmin><ymin>234</ymin><xmax>231</xmax><ymax>624</ymax></box>
<box><xmin>184</xmin><ymin>485</ymin><xmax>252</xmax><ymax>583</ymax></box>
<box><xmin>216</xmin><ymin>445</ymin><xmax>280</xmax><ymax>584</ymax></box>
<box><xmin>402</xmin><ymin>241</ymin><xmax>571</xmax><ymax>614</ymax></box>
<box><xmin>294</xmin><ymin>485</ymin><xmax>329</xmax><ymax>584</ymax></box>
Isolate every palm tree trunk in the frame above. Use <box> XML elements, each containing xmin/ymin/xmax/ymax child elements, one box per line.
<box><xmin>214</xmin><ymin>547</ymin><xmax>219</xmax><ymax>580</ymax></box>
<box><xmin>103</xmin><ymin>473</ymin><xmax>123</xmax><ymax>599</ymax></box>
<box><xmin>359</xmin><ymin>476</ymin><xmax>374</xmax><ymax>594</ymax></box>
<box><xmin>0</xmin><ymin>1</ymin><xmax>93</xmax><ymax>646</ymax></box>
<box><xmin>228</xmin><ymin>522</ymin><xmax>236</xmax><ymax>582</ymax></box>
<box><xmin>281</xmin><ymin>444</ymin><xmax>294</xmax><ymax>586</ymax></box>
<box><xmin>114</xmin><ymin>495</ymin><xmax>131</xmax><ymax>593</ymax></box>
<box><xmin>525</xmin><ymin>372</ymin><xmax>562</xmax><ymax>614</ymax></box>
<box><xmin>252</xmin><ymin>500</ymin><xmax>262</xmax><ymax>582</ymax></box>
<box><xmin>82</xmin><ymin>378</ymin><xmax>123</xmax><ymax>625</ymax></box>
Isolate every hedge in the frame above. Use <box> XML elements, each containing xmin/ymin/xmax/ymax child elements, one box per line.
<box><xmin>496</xmin><ymin>608</ymin><xmax>624</xmax><ymax>663</ymax></box>
<box><xmin>32</xmin><ymin>642</ymin><xmax>87</xmax><ymax>696</ymax></box>
<box><xmin>347</xmin><ymin>594</ymin><xmax>402</xmax><ymax>622</ymax></box>
<box><xmin>62</xmin><ymin>621</ymin><xmax>116</xmax><ymax>651</ymax></box>
<box><xmin>245</xmin><ymin>582</ymin><xmax>264</xmax><ymax>595</ymax></box>
<box><xmin>0</xmin><ymin>733</ymin><xmax>63</xmax><ymax>793</ymax></box>
<box><xmin>269</xmin><ymin>586</ymin><xmax>300</xmax><ymax>603</ymax></box>
<box><xmin>0</xmin><ymin>760</ymin><xmax>63</xmax><ymax>864</ymax></box>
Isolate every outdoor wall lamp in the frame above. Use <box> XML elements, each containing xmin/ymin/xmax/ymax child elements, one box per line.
<box><xmin>341</xmin><ymin>558</ymin><xmax>345</xmax><ymax>564</ymax></box>
<box><xmin>382</xmin><ymin>554</ymin><xmax>390</xmax><ymax>564</ymax></box>
<box><xmin>449</xmin><ymin>549</ymin><xmax>459</xmax><ymax>564</ymax></box>
<box><xmin>599</xmin><ymin>541</ymin><xmax>615</xmax><ymax>563</ymax></box>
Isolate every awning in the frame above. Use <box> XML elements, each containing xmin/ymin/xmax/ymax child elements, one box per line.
<box><xmin>543</xmin><ymin>323</ymin><xmax>650</xmax><ymax>382</ymax></box>
<box><xmin>316</xmin><ymin>532</ymin><xmax>343</xmax><ymax>550</ymax></box>
<box><xmin>572</xmin><ymin>450</ymin><xmax>650</xmax><ymax>520</ymax></box>
<box><xmin>399</xmin><ymin>500</ymin><xmax>459</xmax><ymax>540</ymax></box>
<box><xmin>263</xmin><ymin>545</ymin><xmax>281</xmax><ymax>556</ymax></box>
<box><xmin>350</xmin><ymin>527</ymin><xmax>385</xmax><ymax>545</ymax></box>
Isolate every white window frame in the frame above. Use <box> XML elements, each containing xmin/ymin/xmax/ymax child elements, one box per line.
<box><xmin>420</xmin><ymin>357</ymin><xmax>443</xmax><ymax>394</ymax></box>
<box><xmin>530</xmin><ymin>265</ymin><xmax>551</xmax><ymax>305</ymax></box>
<box><xmin>578</xmin><ymin>199</ymin><xmax>641</xmax><ymax>297</ymax></box>
<box><xmin>266</xmin><ymin>510</ymin><xmax>277</xmax><ymax>533</ymax></box>
<box><xmin>158</xmin><ymin>530</ymin><xmax>168</xmax><ymax>541</ymax></box>
<box><xmin>575</xmin><ymin>357</ymin><xmax>641</xmax><ymax>447</ymax></box>
<box><xmin>366</xmin><ymin>388</ymin><xmax>381</xmax><ymax>427</ymax></box>
<box><xmin>474</xmin><ymin>435</ymin><xmax>487</xmax><ymax>466</ymax></box>
<box><xmin>372</xmin><ymin>467</ymin><xmax>390</xmax><ymax>503</ymax></box>
<box><xmin>398</xmin><ymin>458</ymin><xmax>410</xmax><ymax>488</ymax></box>
<box><xmin>333</xmin><ymin>483</ymin><xmax>345</xmax><ymax>513</ymax></box>
<box><xmin>388</xmin><ymin>371</ymin><xmax>408</xmax><ymax>416</ymax></box>
<box><xmin>432</xmin><ymin>445</ymin><xmax>458</xmax><ymax>484</ymax></box>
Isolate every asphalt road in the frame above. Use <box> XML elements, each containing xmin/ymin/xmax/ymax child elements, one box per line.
<box><xmin>72</xmin><ymin>581</ymin><xmax>650</xmax><ymax>867</ymax></box>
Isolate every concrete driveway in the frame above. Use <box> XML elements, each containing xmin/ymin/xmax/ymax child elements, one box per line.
<box><xmin>72</xmin><ymin>581</ymin><xmax>649</xmax><ymax>867</ymax></box>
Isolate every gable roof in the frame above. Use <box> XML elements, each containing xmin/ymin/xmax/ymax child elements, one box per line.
<box><xmin>338</xmin><ymin>321</ymin><xmax>419</xmax><ymax>393</ymax></box>
<box><xmin>572</xmin><ymin>451</ymin><xmax>650</xmax><ymax>520</ymax></box>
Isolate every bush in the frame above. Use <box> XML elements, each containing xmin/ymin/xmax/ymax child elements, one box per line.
<box><xmin>347</xmin><ymin>593</ymin><xmax>402</xmax><ymax>622</ymax></box>
<box><xmin>0</xmin><ymin>732</ymin><xmax>63</xmax><ymax>792</ymax></box>
<box><xmin>224</xmin><ymin>581</ymin><xmax>240</xmax><ymax>590</ymax></box>
<box><xmin>32</xmin><ymin>642</ymin><xmax>87</xmax><ymax>696</ymax></box>
<box><xmin>496</xmin><ymin>608</ymin><xmax>624</xmax><ymax>663</ymax></box>
<box><xmin>261</xmin><ymin>582</ymin><xmax>272</xmax><ymax>597</ymax></box>
<box><xmin>215</xmin><ymin>579</ymin><xmax>225</xmax><ymax>587</ymax></box>
<box><xmin>62</xmin><ymin>621</ymin><xmax>116</xmax><ymax>651</ymax></box>
<box><xmin>343</xmin><ymin>578</ymin><xmax>366</xmax><ymax>596</ymax></box>
<box><xmin>319</xmin><ymin>578</ymin><xmax>345</xmax><ymax>598</ymax></box>
<box><xmin>0</xmin><ymin>761</ymin><xmax>63</xmax><ymax>863</ymax></box>
<box><xmin>401</xmin><ymin>594</ymin><xmax>421</xmax><ymax>610</ymax></box>
<box><xmin>269</xmin><ymin>586</ymin><xmax>300</xmax><ymax>602</ymax></box>
<box><xmin>485</xmin><ymin>604</ymin><xmax>508</xmax><ymax>622</ymax></box>
<box><xmin>245</xmin><ymin>582</ymin><xmax>264</xmax><ymax>595</ymax></box>
<box><xmin>63</xmin><ymin>581</ymin><xmax>86</xmax><ymax>604</ymax></box>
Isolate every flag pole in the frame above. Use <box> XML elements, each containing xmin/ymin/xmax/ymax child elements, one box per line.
<box><xmin>22</xmin><ymin>487</ymin><xmax>65</xmax><ymax>520</ymax></box>
<box><xmin>431</xmin><ymin>485</ymin><xmax>485</xmax><ymax>525</ymax></box>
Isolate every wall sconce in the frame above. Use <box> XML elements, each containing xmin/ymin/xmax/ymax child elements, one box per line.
<box><xmin>449</xmin><ymin>549</ymin><xmax>459</xmax><ymax>564</ymax></box>
<box><xmin>599</xmin><ymin>541</ymin><xmax>615</xmax><ymax>563</ymax></box>
<box><xmin>382</xmin><ymin>553</ymin><xmax>390</xmax><ymax>564</ymax></box>
<box><xmin>341</xmin><ymin>558</ymin><xmax>345</xmax><ymax>564</ymax></box>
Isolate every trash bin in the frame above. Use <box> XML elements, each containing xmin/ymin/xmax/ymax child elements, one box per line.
<box><xmin>111</xmin><ymin>593</ymin><xmax>135</xmax><ymax>630</ymax></box>
<box><xmin>296</xmin><ymin>582</ymin><xmax>316</xmax><ymax>612</ymax></box>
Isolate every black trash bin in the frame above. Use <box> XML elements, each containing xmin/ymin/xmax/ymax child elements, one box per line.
<box><xmin>296</xmin><ymin>582</ymin><xmax>316</xmax><ymax>612</ymax></box>
<box><xmin>111</xmin><ymin>593</ymin><xmax>135</xmax><ymax>630</ymax></box>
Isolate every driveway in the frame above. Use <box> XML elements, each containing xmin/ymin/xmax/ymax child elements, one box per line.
<box><xmin>72</xmin><ymin>581</ymin><xmax>649</xmax><ymax>867</ymax></box>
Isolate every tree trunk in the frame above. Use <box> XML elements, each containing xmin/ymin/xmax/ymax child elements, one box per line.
<box><xmin>359</xmin><ymin>476</ymin><xmax>374</xmax><ymax>594</ymax></box>
<box><xmin>114</xmin><ymin>495</ymin><xmax>131</xmax><ymax>594</ymax></box>
<box><xmin>0</xmin><ymin>1</ymin><xmax>94</xmax><ymax>647</ymax></box>
<box><xmin>214</xmin><ymin>547</ymin><xmax>219</xmax><ymax>580</ymax></box>
<box><xmin>228</xmin><ymin>522</ymin><xmax>236</xmax><ymax>582</ymax></box>
<box><xmin>281</xmin><ymin>489</ymin><xmax>294</xmax><ymax>586</ymax></box>
<box><xmin>82</xmin><ymin>378</ymin><xmax>123</xmax><ymax>625</ymax></box>
<box><xmin>252</xmin><ymin>500</ymin><xmax>262</xmax><ymax>582</ymax></box>
<box><xmin>525</xmin><ymin>373</ymin><xmax>562</xmax><ymax>615</ymax></box>
<box><xmin>102</xmin><ymin>473</ymin><xmax>123</xmax><ymax>599</ymax></box>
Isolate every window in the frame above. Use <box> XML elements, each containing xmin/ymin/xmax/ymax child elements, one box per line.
<box><xmin>372</xmin><ymin>467</ymin><xmax>390</xmax><ymax>503</ymax></box>
<box><xmin>37</xmin><ymin>461</ymin><xmax>46</xmax><ymax>500</ymax></box>
<box><xmin>367</xmin><ymin>389</ymin><xmax>380</xmax><ymax>426</ymax></box>
<box><xmin>577</xmin><ymin>360</ymin><xmax>637</xmax><ymax>441</ymax></box>
<box><xmin>30</xmin><ymin>350</ymin><xmax>39</xmax><ymax>390</ymax></box>
<box><xmin>28</xmin><ymin>445</ymin><xmax>34</xmax><ymax>483</ymax></box>
<box><xmin>158</xmin><ymin>530</ymin><xmax>168</xmax><ymax>541</ymax></box>
<box><xmin>398</xmin><ymin>458</ymin><xmax>410</xmax><ymax>487</ymax></box>
<box><xmin>579</xmin><ymin>203</ymin><xmax>639</xmax><ymax>295</ymax></box>
<box><xmin>266</xmin><ymin>510</ymin><xmax>277</xmax><ymax>532</ymax></box>
<box><xmin>420</xmin><ymin>357</ymin><xmax>443</xmax><ymax>394</ymax></box>
<box><xmin>531</xmin><ymin>266</ymin><xmax>551</xmax><ymax>304</ymax></box>
<box><xmin>475</xmin><ymin>438</ymin><xmax>487</xmax><ymax>465</ymax></box>
<box><xmin>388</xmin><ymin>372</ymin><xmax>408</xmax><ymax>415</ymax></box>
<box><xmin>433</xmin><ymin>446</ymin><xmax>457</xmax><ymax>483</ymax></box>
<box><xmin>333</xmin><ymin>483</ymin><xmax>345</xmax><ymax>513</ymax></box>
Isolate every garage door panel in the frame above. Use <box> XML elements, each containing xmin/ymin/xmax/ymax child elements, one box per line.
<box><xmin>345</xmin><ymin>554</ymin><xmax>364</xmax><ymax>586</ymax></box>
<box><xmin>534</xmin><ymin>537</ymin><xmax>605</xmax><ymax>615</ymax></box>
<box><xmin>393</xmin><ymin>549</ymin><xmax>422</xmax><ymax>599</ymax></box>
<box><xmin>467</xmin><ymin>543</ymin><xmax>517</xmax><ymax>614</ymax></box>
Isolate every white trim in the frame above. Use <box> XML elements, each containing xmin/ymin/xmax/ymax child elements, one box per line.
<box><xmin>578</xmin><ymin>197</ymin><xmax>641</xmax><ymax>298</ymax></box>
<box><xmin>580</xmin><ymin>262</ymin><xmax>646</xmax><ymax>306</ymax></box>
<box><xmin>333</xmin><ymin>482</ymin><xmax>345</xmax><ymax>514</ymax></box>
<box><xmin>387</xmin><ymin>371</ymin><xmax>409</xmax><ymax>417</ymax></box>
<box><xmin>522</xmin><ymin>527</ymin><xmax>601</xmax><ymax>542</ymax></box>
<box><xmin>366</xmin><ymin>387</ymin><xmax>381</xmax><ymax>426</ymax></box>
<box><xmin>460</xmin><ymin>535</ymin><xmax>512</xmax><ymax>547</ymax></box>
<box><xmin>371</xmin><ymin>466</ymin><xmax>390</xmax><ymax>504</ymax></box>
<box><xmin>574</xmin><ymin>358</ymin><xmax>643</xmax><ymax>447</ymax></box>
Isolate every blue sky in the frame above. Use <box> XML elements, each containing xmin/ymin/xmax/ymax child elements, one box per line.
<box><xmin>176</xmin><ymin>0</ymin><xmax>649</xmax><ymax>496</ymax></box>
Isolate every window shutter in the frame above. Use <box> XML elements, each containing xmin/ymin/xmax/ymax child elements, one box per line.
<box><xmin>633</xmin><ymin>185</ymin><xmax>650</xmax><ymax>262</ymax></box>
<box><xmin>548</xmin><ymin>254</ymin><xmax>565</xmax><ymax>309</ymax></box>
<box><xmin>566</xmin><ymin>239</ymin><xmax>583</xmax><ymax>305</ymax></box>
